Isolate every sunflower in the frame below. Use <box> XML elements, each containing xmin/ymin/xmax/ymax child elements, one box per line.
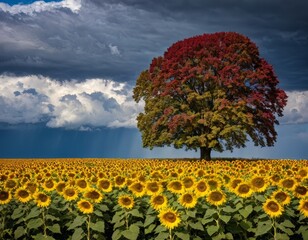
<box><xmin>25</xmin><ymin>182</ymin><xmax>38</xmax><ymax>195</ymax></box>
<box><xmin>77</xmin><ymin>199</ymin><xmax>94</xmax><ymax>214</ymax></box>
<box><xmin>270</xmin><ymin>174</ymin><xmax>281</xmax><ymax>186</ymax></box>
<box><xmin>118</xmin><ymin>195</ymin><xmax>134</xmax><ymax>209</ymax></box>
<box><xmin>179</xmin><ymin>192</ymin><xmax>198</xmax><ymax>209</ymax></box>
<box><xmin>227</xmin><ymin>178</ymin><xmax>242</xmax><ymax>192</ymax></box>
<box><xmin>55</xmin><ymin>181</ymin><xmax>66</xmax><ymax>195</ymax></box>
<box><xmin>206</xmin><ymin>190</ymin><xmax>227</xmax><ymax>206</ymax></box>
<box><xmin>194</xmin><ymin>180</ymin><xmax>209</xmax><ymax>197</ymax></box>
<box><xmin>129</xmin><ymin>182</ymin><xmax>146</xmax><ymax>197</ymax></box>
<box><xmin>15</xmin><ymin>188</ymin><xmax>32</xmax><ymax>203</ymax></box>
<box><xmin>167</xmin><ymin>180</ymin><xmax>184</xmax><ymax>194</ymax></box>
<box><xmin>207</xmin><ymin>178</ymin><xmax>221</xmax><ymax>190</ymax></box>
<box><xmin>271</xmin><ymin>190</ymin><xmax>291</xmax><ymax>206</ymax></box>
<box><xmin>63</xmin><ymin>187</ymin><xmax>79</xmax><ymax>201</ymax></box>
<box><xmin>150</xmin><ymin>194</ymin><xmax>168</xmax><ymax>211</ymax></box>
<box><xmin>97</xmin><ymin>178</ymin><xmax>113</xmax><ymax>193</ymax></box>
<box><xmin>76</xmin><ymin>179</ymin><xmax>89</xmax><ymax>192</ymax></box>
<box><xmin>293</xmin><ymin>184</ymin><xmax>307</xmax><ymax>198</ymax></box>
<box><xmin>34</xmin><ymin>192</ymin><xmax>51</xmax><ymax>208</ymax></box>
<box><xmin>280</xmin><ymin>178</ymin><xmax>296</xmax><ymax>190</ymax></box>
<box><xmin>263</xmin><ymin>199</ymin><xmax>284</xmax><ymax>218</ymax></box>
<box><xmin>298</xmin><ymin>198</ymin><xmax>308</xmax><ymax>218</ymax></box>
<box><xmin>146</xmin><ymin>181</ymin><xmax>163</xmax><ymax>195</ymax></box>
<box><xmin>234</xmin><ymin>183</ymin><xmax>254</xmax><ymax>198</ymax></box>
<box><xmin>0</xmin><ymin>190</ymin><xmax>11</xmax><ymax>205</ymax></box>
<box><xmin>182</xmin><ymin>177</ymin><xmax>195</xmax><ymax>190</ymax></box>
<box><xmin>158</xmin><ymin>208</ymin><xmax>181</xmax><ymax>230</ymax></box>
<box><xmin>84</xmin><ymin>188</ymin><xmax>103</xmax><ymax>203</ymax></box>
<box><xmin>42</xmin><ymin>179</ymin><xmax>56</xmax><ymax>192</ymax></box>
<box><xmin>251</xmin><ymin>176</ymin><xmax>268</xmax><ymax>193</ymax></box>
<box><xmin>4</xmin><ymin>179</ymin><xmax>17</xmax><ymax>189</ymax></box>
<box><xmin>114</xmin><ymin>176</ymin><xmax>126</xmax><ymax>188</ymax></box>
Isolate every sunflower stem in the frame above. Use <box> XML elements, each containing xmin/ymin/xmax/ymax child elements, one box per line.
<box><xmin>41</xmin><ymin>207</ymin><xmax>47</xmax><ymax>237</ymax></box>
<box><xmin>272</xmin><ymin>218</ymin><xmax>277</xmax><ymax>240</ymax></box>
<box><xmin>87</xmin><ymin>215</ymin><xmax>91</xmax><ymax>240</ymax></box>
<box><xmin>125</xmin><ymin>210</ymin><xmax>129</xmax><ymax>230</ymax></box>
<box><xmin>169</xmin><ymin>228</ymin><xmax>173</xmax><ymax>240</ymax></box>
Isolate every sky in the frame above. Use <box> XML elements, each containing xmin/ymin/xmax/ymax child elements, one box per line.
<box><xmin>0</xmin><ymin>0</ymin><xmax>308</xmax><ymax>159</ymax></box>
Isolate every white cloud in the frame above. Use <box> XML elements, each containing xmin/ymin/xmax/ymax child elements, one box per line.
<box><xmin>108</xmin><ymin>44</ymin><xmax>121</xmax><ymax>56</ymax></box>
<box><xmin>282</xmin><ymin>91</ymin><xmax>308</xmax><ymax>124</ymax></box>
<box><xmin>0</xmin><ymin>74</ymin><xmax>143</xmax><ymax>129</ymax></box>
<box><xmin>0</xmin><ymin>0</ymin><xmax>82</xmax><ymax>15</ymax></box>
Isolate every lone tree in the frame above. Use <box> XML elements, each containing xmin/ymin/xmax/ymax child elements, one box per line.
<box><xmin>133</xmin><ymin>32</ymin><xmax>287</xmax><ymax>160</ymax></box>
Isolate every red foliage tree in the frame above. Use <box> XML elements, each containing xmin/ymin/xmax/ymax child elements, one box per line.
<box><xmin>134</xmin><ymin>32</ymin><xmax>287</xmax><ymax>160</ymax></box>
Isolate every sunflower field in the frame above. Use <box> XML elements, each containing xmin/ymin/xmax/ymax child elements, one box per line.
<box><xmin>0</xmin><ymin>158</ymin><xmax>307</xmax><ymax>240</ymax></box>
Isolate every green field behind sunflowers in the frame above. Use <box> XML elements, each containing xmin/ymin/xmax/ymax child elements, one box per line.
<box><xmin>0</xmin><ymin>158</ymin><xmax>307</xmax><ymax>240</ymax></box>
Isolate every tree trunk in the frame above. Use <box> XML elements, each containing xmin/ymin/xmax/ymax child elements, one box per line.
<box><xmin>200</xmin><ymin>147</ymin><xmax>212</xmax><ymax>160</ymax></box>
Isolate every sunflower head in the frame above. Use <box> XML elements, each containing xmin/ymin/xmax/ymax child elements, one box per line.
<box><xmin>263</xmin><ymin>199</ymin><xmax>284</xmax><ymax>218</ymax></box>
<box><xmin>293</xmin><ymin>185</ymin><xmax>307</xmax><ymax>198</ymax></box>
<box><xmin>129</xmin><ymin>182</ymin><xmax>146</xmax><ymax>197</ymax></box>
<box><xmin>84</xmin><ymin>189</ymin><xmax>103</xmax><ymax>203</ymax></box>
<box><xmin>5</xmin><ymin>179</ymin><xmax>17</xmax><ymax>189</ymax></box>
<box><xmin>158</xmin><ymin>208</ymin><xmax>181</xmax><ymax>230</ymax></box>
<box><xmin>182</xmin><ymin>177</ymin><xmax>195</xmax><ymax>190</ymax></box>
<box><xmin>167</xmin><ymin>180</ymin><xmax>184</xmax><ymax>194</ymax></box>
<box><xmin>77</xmin><ymin>199</ymin><xmax>94</xmax><ymax>214</ymax></box>
<box><xmin>179</xmin><ymin>192</ymin><xmax>198</xmax><ymax>209</ymax></box>
<box><xmin>55</xmin><ymin>182</ymin><xmax>66</xmax><ymax>194</ymax></box>
<box><xmin>251</xmin><ymin>176</ymin><xmax>268</xmax><ymax>192</ymax></box>
<box><xmin>114</xmin><ymin>176</ymin><xmax>126</xmax><ymax>188</ymax></box>
<box><xmin>280</xmin><ymin>178</ymin><xmax>296</xmax><ymax>190</ymax></box>
<box><xmin>118</xmin><ymin>195</ymin><xmax>134</xmax><ymax>209</ymax></box>
<box><xmin>0</xmin><ymin>190</ymin><xmax>11</xmax><ymax>205</ymax></box>
<box><xmin>63</xmin><ymin>187</ymin><xmax>79</xmax><ymax>201</ymax></box>
<box><xmin>194</xmin><ymin>180</ymin><xmax>209</xmax><ymax>197</ymax></box>
<box><xmin>25</xmin><ymin>182</ymin><xmax>38</xmax><ymax>194</ymax></box>
<box><xmin>150</xmin><ymin>194</ymin><xmax>168</xmax><ymax>211</ymax></box>
<box><xmin>15</xmin><ymin>188</ymin><xmax>32</xmax><ymax>203</ymax></box>
<box><xmin>272</xmin><ymin>190</ymin><xmax>291</xmax><ymax>206</ymax></box>
<box><xmin>34</xmin><ymin>192</ymin><xmax>51</xmax><ymax>208</ymax></box>
<box><xmin>146</xmin><ymin>181</ymin><xmax>162</xmax><ymax>195</ymax></box>
<box><xmin>206</xmin><ymin>190</ymin><xmax>227</xmax><ymax>206</ymax></box>
<box><xmin>235</xmin><ymin>183</ymin><xmax>254</xmax><ymax>198</ymax></box>
<box><xmin>299</xmin><ymin>198</ymin><xmax>308</xmax><ymax>218</ymax></box>
<box><xmin>76</xmin><ymin>179</ymin><xmax>89</xmax><ymax>192</ymax></box>
<box><xmin>42</xmin><ymin>179</ymin><xmax>56</xmax><ymax>192</ymax></box>
<box><xmin>97</xmin><ymin>178</ymin><xmax>113</xmax><ymax>192</ymax></box>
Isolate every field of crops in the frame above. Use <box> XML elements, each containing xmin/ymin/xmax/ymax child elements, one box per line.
<box><xmin>0</xmin><ymin>158</ymin><xmax>307</xmax><ymax>240</ymax></box>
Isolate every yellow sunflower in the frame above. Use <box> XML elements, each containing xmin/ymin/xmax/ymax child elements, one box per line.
<box><xmin>24</xmin><ymin>182</ymin><xmax>38</xmax><ymax>195</ymax></box>
<box><xmin>83</xmin><ymin>188</ymin><xmax>103</xmax><ymax>203</ymax></box>
<box><xmin>63</xmin><ymin>187</ymin><xmax>79</xmax><ymax>201</ymax></box>
<box><xmin>77</xmin><ymin>199</ymin><xmax>94</xmax><ymax>214</ymax></box>
<box><xmin>271</xmin><ymin>190</ymin><xmax>291</xmax><ymax>206</ymax></box>
<box><xmin>194</xmin><ymin>180</ymin><xmax>209</xmax><ymax>197</ymax></box>
<box><xmin>263</xmin><ymin>199</ymin><xmax>284</xmax><ymax>218</ymax></box>
<box><xmin>97</xmin><ymin>178</ymin><xmax>113</xmax><ymax>193</ymax></box>
<box><xmin>150</xmin><ymin>194</ymin><xmax>168</xmax><ymax>211</ymax></box>
<box><xmin>145</xmin><ymin>181</ymin><xmax>163</xmax><ymax>196</ymax></box>
<box><xmin>114</xmin><ymin>176</ymin><xmax>126</xmax><ymax>188</ymax></box>
<box><xmin>182</xmin><ymin>177</ymin><xmax>195</xmax><ymax>190</ymax></box>
<box><xmin>234</xmin><ymin>183</ymin><xmax>254</xmax><ymax>198</ymax></box>
<box><xmin>42</xmin><ymin>179</ymin><xmax>56</xmax><ymax>192</ymax></box>
<box><xmin>206</xmin><ymin>190</ymin><xmax>227</xmax><ymax>206</ymax></box>
<box><xmin>167</xmin><ymin>180</ymin><xmax>184</xmax><ymax>194</ymax></box>
<box><xmin>298</xmin><ymin>198</ymin><xmax>308</xmax><ymax>218</ymax></box>
<box><xmin>55</xmin><ymin>181</ymin><xmax>66</xmax><ymax>195</ymax></box>
<box><xmin>0</xmin><ymin>190</ymin><xmax>12</xmax><ymax>205</ymax></box>
<box><xmin>129</xmin><ymin>182</ymin><xmax>146</xmax><ymax>197</ymax></box>
<box><xmin>293</xmin><ymin>184</ymin><xmax>307</xmax><ymax>199</ymax></box>
<box><xmin>76</xmin><ymin>178</ymin><xmax>89</xmax><ymax>192</ymax></box>
<box><xmin>15</xmin><ymin>188</ymin><xmax>32</xmax><ymax>203</ymax></box>
<box><xmin>280</xmin><ymin>178</ymin><xmax>296</xmax><ymax>191</ymax></box>
<box><xmin>158</xmin><ymin>208</ymin><xmax>181</xmax><ymax>230</ymax></box>
<box><xmin>34</xmin><ymin>192</ymin><xmax>51</xmax><ymax>208</ymax></box>
<box><xmin>228</xmin><ymin>178</ymin><xmax>242</xmax><ymax>192</ymax></box>
<box><xmin>118</xmin><ymin>195</ymin><xmax>134</xmax><ymax>209</ymax></box>
<box><xmin>4</xmin><ymin>179</ymin><xmax>18</xmax><ymax>189</ymax></box>
<box><xmin>179</xmin><ymin>192</ymin><xmax>198</xmax><ymax>209</ymax></box>
<box><xmin>250</xmin><ymin>176</ymin><xmax>268</xmax><ymax>193</ymax></box>
<box><xmin>207</xmin><ymin>178</ymin><xmax>221</xmax><ymax>190</ymax></box>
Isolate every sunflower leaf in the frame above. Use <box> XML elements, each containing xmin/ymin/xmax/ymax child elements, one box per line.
<box><xmin>72</xmin><ymin>228</ymin><xmax>85</xmax><ymax>240</ymax></box>
<box><xmin>255</xmin><ymin>220</ymin><xmax>272</xmax><ymax>236</ymax></box>
<box><xmin>189</xmin><ymin>221</ymin><xmax>204</xmax><ymax>231</ymax></box>
<box><xmin>280</xmin><ymin>219</ymin><xmax>295</xmax><ymax>229</ymax></box>
<box><xmin>90</xmin><ymin>221</ymin><xmax>105</xmax><ymax>233</ymax></box>
<box><xmin>27</xmin><ymin>218</ymin><xmax>44</xmax><ymax>230</ymax></box>
<box><xmin>24</xmin><ymin>207</ymin><xmax>40</xmax><ymax>221</ymax></box>
<box><xmin>155</xmin><ymin>232</ymin><xmax>169</xmax><ymax>240</ymax></box>
<box><xmin>47</xmin><ymin>224</ymin><xmax>61</xmax><ymax>234</ymax></box>
<box><xmin>220</xmin><ymin>214</ymin><xmax>231</xmax><ymax>224</ymax></box>
<box><xmin>68</xmin><ymin>216</ymin><xmax>87</xmax><ymax>230</ymax></box>
<box><xmin>144</xmin><ymin>215</ymin><xmax>156</xmax><ymax>227</ymax></box>
<box><xmin>145</xmin><ymin>224</ymin><xmax>156</xmax><ymax>235</ymax></box>
<box><xmin>122</xmin><ymin>225</ymin><xmax>139</xmax><ymax>240</ymax></box>
<box><xmin>175</xmin><ymin>231</ymin><xmax>190</xmax><ymax>240</ymax></box>
<box><xmin>14</xmin><ymin>226</ymin><xmax>26</xmax><ymax>239</ymax></box>
<box><xmin>12</xmin><ymin>208</ymin><xmax>25</xmax><ymax>220</ymax></box>
<box><xmin>207</xmin><ymin>225</ymin><xmax>219</xmax><ymax>236</ymax></box>
<box><xmin>129</xmin><ymin>209</ymin><xmax>143</xmax><ymax>218</ymax></box>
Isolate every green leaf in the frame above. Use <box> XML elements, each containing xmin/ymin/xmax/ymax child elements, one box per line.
<box><xmin>201</xmin><ymin>217</ymin><xmax>214</xmax><ymax>225</ymax></box>
<box><xmin>280</xmin><ymin>219</ymin><xmax>295</xmax><ymax>228</ymax></box>
<box><xmin>25</xmin><ymin>207</ymin><xmax>40</xmax><ymax>220</ymax></box>
<box><xmin>187</xmin><ymin>210</ymin><xmax>196</xmax><ymax>218</ymax></box>
<box><xmin>205</xmin><ymin>208</ymin><xmax>216</xmax><ymax>217</ymax></box>
<box><xmin>276</xmin><ymin>224</ymin><xmax>293</xmax><ymax>236</ymax></box>
<box><xmin>114</xmin><ymin>220</ymin><xmax>125</xmax><ymax>229</ymax></box>
<box><xmin>155</xmin><ymin>225</ymin><xmax>166</xmax><ymax>233</ymax></box>
<box><xmin>175</xmin><ymin>231</ymin><xmax>190</xmax><ymax>240</ymax></box>
<box><xmin>32</xmin><ymin>233</ymin><xmax>55</xmax><ymax>240</ymax></box>
<box><xmin>239</xmin><ymin>220</ymin><xmax>251</xmax><ymax>230</ymax></box>
<box><xmin>90</xmin><ymin>221</ymin><xmax>105</xmax><ymax>233</ymax></box>
<box><xmin>112</xmin><ymin>229</ymin><xmax>122</xmax><ymax>240</ymax></box>
<box><xmin>255</xmin><ymin>221</ymin><xmax>272</xmax><ymax>236</ymax></box>
<box><xmin>98</xmin><ymin>204</ymin><xmax>109</xmax><ymax>212</ymax></box>
<box><xmin>112</xmin><ymin>212</ymin><xmax>124</xmax><ymax>223</ymax></box>
<box><xmin>189</xmin><ymin>221</ymin><xmax>204</xmax><ymax>231</ymax></box>
<box><xmin>145</xmin><ymin>224</ymin><xmax>156</xmax><ymax>235</ymax></box>
<box><xmin>94</xmin><ymin>210</ymin><xmax>104</xmax><ymax>217</ymax></box>
<box><xmin>122</xmin><ymin>225</ymin><xmax>139</xmax><ymax>240</ymax></box>
<box><xmin>155</xmin><ymin>232</ymin><xmax>169</xmax><ymax>240</ymax></box>
<box><xmin>239</xmin><ymin>205</ymin><xmax>253</xmax><ymax>218</ymax></box>
<box><xmin>72</xmin><ymin>228</ymin><xmax>85</xmax><ymax>240</ymax></box>
<box><xmin>222</xmin><ymin>206</ymin><xmax>235</xmax><ymax>213</ymax></box>
<box><xmin>27</xmin><ymin>218</ymin><xmax>44</xmax><ymax>230</ymax></box>
<box><xmin>144</xmin><ymin>215</ymin><xmax>156</xmax><ymax>227</ymax></box>
<box><xmin>46</xmin><ymin>214</ymin><xmax>60</xmax><ymax>222</ymax></box>
<box><xmin>254</xmin><ymin>195</ymin><xmax>266</xmax><ymax>202</ymax></box>
<box><xmin>129</xmin><ymin>209</ymin><xmax>143</xmax><ymax>218</ymax></box>
<box><xmin>14</xmin><ymin>226</ymin><xmax>26</xmax><ymax>239</ymax></box>
<box><xmin>207</xmin><ymin>225</ymin><xmax>219</xmax><ymax>236</ymax></box>
<box><xmin>12</xmin><ymin>208</ymin><xmax>25</xmax><ymax>220</ymax></box>
<box><xmin>68</xmin><ymin>216</ymin><xmax>87</xmax><ymax>230</ymax></box>
<box><xmin>275</xmin><ymin>233</ymin><xmax>290</xmax><ymax>240</ymax></box>
<box><xmin>47</xmin><ymin>224</ymin><xmax>61</xmax><ymax>234</ymax></box>
<box><xmin>220</xmin><ymin>215</ymin><xmax>231</xmax><ymax>224</ymax></box>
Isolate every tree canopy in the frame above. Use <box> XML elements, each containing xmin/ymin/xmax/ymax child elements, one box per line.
<box><xmin>133</xmin><ymin>32</ymin><xmax>287</xmax><ymax>160</ymax></box>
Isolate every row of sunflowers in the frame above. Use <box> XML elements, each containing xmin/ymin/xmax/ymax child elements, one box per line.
<box><xmin>0</xmin><ymin>158</ymin><xmax>308</xmax><ymax>240</ymax></box>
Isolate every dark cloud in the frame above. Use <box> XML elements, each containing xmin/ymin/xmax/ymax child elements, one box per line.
<box><xmin>0</xmin><ymin>0</ymin><xmax>307</xmax><ymax>90</ymax></box>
